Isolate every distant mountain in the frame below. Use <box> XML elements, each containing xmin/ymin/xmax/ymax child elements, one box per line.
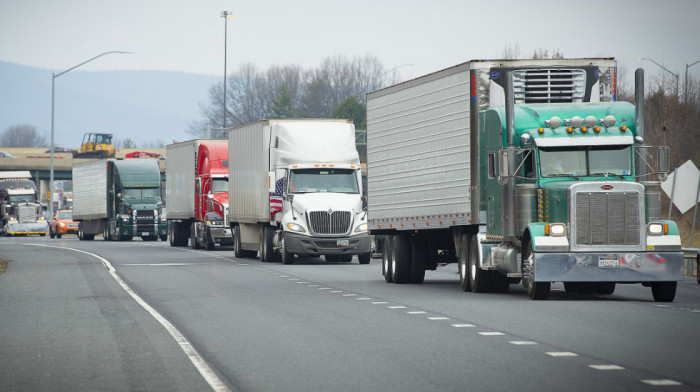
<box><xmin>0</xmin><ymin>61</ymin><xmax>219</xmax><ymax>148</ymax></box>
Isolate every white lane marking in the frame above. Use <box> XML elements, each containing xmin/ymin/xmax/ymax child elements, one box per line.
<box><xmin>371</xmin><ymin>301</ymin><xmax>388</xmax><ymax>305</ymax></box>
<box><xmin>237</xmin><ymin>263</ymin><xmax>249</xmax><ymax>266</ymax></box>
<box><xmin>317</xmin><ymin>288</ymin><xmax>331</xmax><ymax>290</ymax></box>
<box><xmin>451</xmin><ymin>324</ymin><xmax>475</xmax><ymax>328</ymax></box>
<box><xmin>589</xmin><ymin>365</ymin><xmax>624</xmax><ymax>370</ymax></box>
<box><xmin>510</xmin><ymin>341</ymin><xmax>538</xmax><ymax>345</ymax></box>
<box><xmin>329</xmin><ymin>290</ymin><xmax>343</xmax><ymax>293</ymax></box>
<box><xmin>546</xmin><ymin>352</ymin><xmax>578</xmax><ymax>357</ymax></box>
<box><xmin>428</xmin><ymin>317</ymin><xmax>449</xmax><ymax>321</ymax></box>
<box><xmin>295</xmin><ymin>281</ymin><xmax>310</xmax><ymax>284</ymax></box>
<box><xmin>641</xmin><ymin>379</ymin><xmax>683</xmax><ymax>386</ymax></box>
<box><xmin>479</xmin><ymin>332</ymin><xmax>505</xmax><ymax>336</ymax></box>
<box><xmin>407</xmin><ymin>311</ymin><xmax>426</xmax><ymax>315</ymax></box>
<box><xmin>356</xmin><ymin>298</ymin><xmax>372</xmax><ymax>301</ymax></box>
<box><xmin>342</xmin><ymin>294</ymin><xmax>357</xmax><ymax>297</ymax></box>
<box><xmin>24</xmin><ymin>244</ymin><xmax>229</xmax><ymax>392</ymax></box>
<box><xmin>288</xmin><ymin>278</ymin><xmax>300</xmax><ymax>281</ymax></box>
<box><xmin>122</xmin><ymin>263</ymin><xmax>205</xmax><ymax>266</ymax></box>
<box><xmin>307</xmin><ymin>284</ymin><xmax>320</xmax><ymax>288</ymax></box>
<box><xmin>387</xmin><ymin>306</ymin><xmax>407</xmax><ymax>309</ymax></box>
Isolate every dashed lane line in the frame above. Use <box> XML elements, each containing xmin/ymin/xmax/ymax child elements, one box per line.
<box><xmin>589</xmin><ymin>365</ymin><xmax>625</xmax><ymax>371</ymax></box>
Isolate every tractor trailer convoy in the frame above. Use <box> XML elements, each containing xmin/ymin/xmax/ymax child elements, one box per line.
<box><xmin>228</xmin><ymin>119</ymin><xmax>371</xmax><ymax>264</ymax></box>
<box><xmin>166</xmin><ymin>139</ymin><xmax>232</xmax><ymax>250</ymax></box>
<box><xmin>367</xmin><ymin>58</ymin><xmax>683</xmax><ymax>301</ymax></box>
<box><xmin>0</xmin><ymin>171</ymin><xmax>48</xmax><ymax>236</ymax></box>
<box><xmin>72</xmin><ymin>159</ymin><xmax>167</xmax><ymax>241</ymax></box>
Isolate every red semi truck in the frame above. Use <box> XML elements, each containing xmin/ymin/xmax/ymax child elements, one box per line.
<box><xmin>166</xmin><ymin>140</ymin><xmax>232</xmax><ymax>249</ymax></box>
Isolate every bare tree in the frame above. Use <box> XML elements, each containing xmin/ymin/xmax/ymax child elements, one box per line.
<box><xmin>0</xmin><ymin>124</ymin><xmax>47</xmax><ymax>147</ymax></box>
<box><xmin>500</xmin><ymin>43</ymin><xmax>521</xmax><ymax>59</ymax></box>
<box><xmin>189</xmin><ymin>54</ymin><xmax>392</xmax><ymax>138</ymax></box>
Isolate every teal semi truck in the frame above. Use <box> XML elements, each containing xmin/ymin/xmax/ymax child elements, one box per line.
<box><xmin>367</xmin><ymin>58</ymin><xmax>683</xmax><ymax>301</ymax></box>
<box><xmin>73</xmin><ymin>159</ymin><xmax>167</xmax><ymax>241</ymax></box>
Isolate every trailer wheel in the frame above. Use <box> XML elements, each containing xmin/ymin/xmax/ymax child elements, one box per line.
<box><xmin>458</xmin><ymin>234</ymin><xmax>471</xmax><ymax>292</ymax></box>
<box><xmin>281</xmin><ymin>237</ymin><xmax>294</xmax><ymax>265</ymax></box>
<box><xmin>341</xmin><ymin>255</ymin><xmax>353</xmax><ymax>262</ymax></box>
<box><xmin>358</xmin><ymin>253</ymin><xmax>371</xmax><ymax>265</ymax></box>
<box><xmin>391</xmin><ymin>234</ymin><xmax>411</xmax><ymax>284</ymax></box>
<box><xmin>469</xmin><ymin>235</ymin><xmax>492</xmax><ymax>293</ymax></box>
<box><xmin>410</xmin><ymin>236</ymin><xmax>426</xmax><ymax>284</ymax></box>
<box><xmin>522</xmin><ymin>241</ymin><xmax>550</xmax><ymax>300</ymax></box>
<box><xmin>103</xmin><ymin>225</ymin><xmax>111</xmax><ymax>241</ymax></box>
<box><xmin>382</xmin><ymin>235</ymin><xmax>393</xmax><ymax>283</ymax></box>
<box><xmin>651</xmin><ymin>282</ymin><xmax>677</xmax><ymax>302</ymax></box>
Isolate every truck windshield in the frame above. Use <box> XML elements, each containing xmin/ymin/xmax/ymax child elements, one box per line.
<box><xmin>539</xmin><ymin>145</ymin><xmax>632</xmax><ymax>178</ymax></box>
<box><xmin>8</xmin><ymin>194</ymin><xmax>34</xmax><ymax>203</ymax></box>
<box><xmin>122</xmin><ymin>187</ymin><xmax>161</xmax><ymax>200</ymax></box>
<box><xmin>212</xmin><ymin>178</ymin><xmax>228</xmax><ymax>193</ymax></box>
<box><xmin>289</xmin><ymin>169</ymin><xmax>359</xmax><ymax>194</ymax></box>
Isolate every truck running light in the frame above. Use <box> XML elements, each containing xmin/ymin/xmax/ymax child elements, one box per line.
<box><xmin>567</xmin><ymin>127</ymin><xmax>573</xmax><ymax>133</ymax></box>
<box><xmin>620</xmin><ymin>125</ymin><xmax>627</xmax><ymax>132</ymax></box>
<box><xmin>538</xmin><ymin>128</ymin><xmax>544</xmax><ymax>134</ymax></box>
<box><xmin>581</xmin><ymin>127</ymin><xmax>587</xmax><ymax>133</ymax></box>
<box><xmin>648</xmin><ymin>223</ymin><xmax>663</xmax><ymax>235</ymax></box>
<box><xmin>594</xmin><ymin>126</ymin><xmax>601</xmax><ymax>132</ymax></box>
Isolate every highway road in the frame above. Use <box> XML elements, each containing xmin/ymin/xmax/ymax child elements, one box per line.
<box><xmin>1</xmin><ymin>236</ymin><xmax>699</xmax><ymax>391</ymax></box>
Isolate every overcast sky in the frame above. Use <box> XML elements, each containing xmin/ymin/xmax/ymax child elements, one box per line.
<box><xmin>2</xmin><ymin>0</ymin><xmax>699</xmax><ymax>86</ymax></box>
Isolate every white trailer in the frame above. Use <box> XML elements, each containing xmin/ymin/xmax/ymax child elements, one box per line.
<box><xmin>228</xmin><ymin>119</ymin><xmax>371</xmax><ymax>264</ymax></box>
<box><xmin>73</xmin><ymin>160</ymin><xmax>109</xmax><ymax>220</ymax></box>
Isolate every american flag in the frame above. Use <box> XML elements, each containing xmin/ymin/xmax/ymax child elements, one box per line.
<box><xmin>270</xmin><ymin>177</ymin><xmax>285</xmax><ymax>219</ymax></box>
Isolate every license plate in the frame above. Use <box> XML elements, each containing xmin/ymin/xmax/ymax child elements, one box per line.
<box><xmin>337</xmin><ymin>239</ymin><xmax>349</xmax><ymax>246</ymax></box>
<box><xmin>142</xmin><ymin>232</ymin><xmax>149</xmax><ymax>236</ymax></box>
<box><xmin>598</xmin><ymin>257</ymin><xmax>620</xmax><ymax>269</ymax></box>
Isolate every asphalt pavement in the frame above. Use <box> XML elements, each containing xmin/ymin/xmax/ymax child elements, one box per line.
<box><xmin>1</xmin><ymin>236</ymin><xmax>699</xmax><ymax>392</ymax></box>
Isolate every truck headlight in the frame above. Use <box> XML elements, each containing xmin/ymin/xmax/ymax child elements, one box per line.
<box><xmin>207</xmin><ymin>220</ymin><xmax>223</xmax><ymax>226</ymax></box>
<box><xmin>546</xmin><ymin>223</ymin><xmax>566</xmax><ymax>236</ymax></box>
<box><xmin>648</xmin><ymin>223</ymin><xmax>667</xmax><ymax>235</ymax></box>
<box><xmin>354</xmin><ymin>223</ymin><xmax>368</xmax><ymax>233</ymax></box>
<box><xmin>286</xmin><ymin>222</ymin><xmax>306</xmax><ymax>233</ymax></box>
<box><xmin>121</xmin><ymin>215</ymin><xmax>130</xmax><ymax>222</ymax></box>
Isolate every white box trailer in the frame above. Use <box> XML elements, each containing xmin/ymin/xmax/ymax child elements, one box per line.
<box><xmin>165</xmin><ymin>141</ymin><xmax>198</xmax><ymax>219</ymax></box>
<box><xmin>228</xmin><ymin>119</ymin><xmax>371</xmax><ymax>264</ymax></box>
<box><xmin>72</xmin><ymin>160</ymin><xmax>109</xmax><ymax>220</ymax></box>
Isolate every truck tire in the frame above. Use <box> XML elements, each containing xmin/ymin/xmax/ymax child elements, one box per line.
<box><xmin>233</xmin><ymin>225</ymin><xmax>244</xmax><ymax>258</ymax></box>
<box><xmin>358</xmin><ymin>253</ymin><xmax>371</xmax><ymax>265</ymax></box>
<box><xmin>522</xmin><ymin>241</ymin><xmax>550</xmax><ymax>300</ymax></box>
<box><xmin>410</xmin><ymin>236</ymin><xmax>426</xmax><ymax>283</ymax></box>
<box><xmin>49</xmin><ymin>227</ymin><xmax>55</xmax><ymax>238</ymax></box>
<box><xmin>261</xmin><ymin>226</ymin><xmax>276</xmax><ymax>263</ymax></box>
<box><xmin>191</xmin><ymin>224</ymin><xmax>202</xmax><ymax>249</ymax></box>
<box><xmin>281</xmin><ymin>237</ymin><xmax>294</xmax><ymax>265</ymax></box>
<box><xmin>325</xmin><ymin>255</ymin><xmax>341</xmax><ymax>263</ymax></box>
<box><xmin>340</xmin><ymin>255</ymin><xmax>353</xmax><ymax>262</ymax></box>
<box><xmin>204</xmin><ymin>228</ymin><xmax>215</xmax><ymax>250</ymax></box>
<box><xmin>103</xmin><ymin>225</ymin><xmax>111</xmax><ymax>241</ymax></box>
<box><xmin>468</xmin><ymin>235</ymin><xmax>492</xmax><ymax>293</ymax></box>
<box><xmin>391</xmin><ymin>234</ymin><xmax>411</xmax><ymax>284</ymax></box>
<box><xmin>382</xmin><ymin>235</ymin><xmax>393</xmax><ymax>283</ymax></box>
<box><xmin>458</xmin><ymin>234</ymin><xmax>471</xmax><ymax>292</ymax></box>
<box><xmin>651</xmin><ymin>282</ymin><xmax>677</xmax><ymax>302</ymax></box>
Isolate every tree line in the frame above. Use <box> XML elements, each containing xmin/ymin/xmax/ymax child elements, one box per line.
<box><xmin>187</xmin><ymin>54</ymin><xmax>398</xmax><ymax>138</ymax></box>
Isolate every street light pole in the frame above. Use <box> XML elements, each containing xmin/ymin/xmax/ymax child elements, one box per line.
<box><xmin>49</xmin><ymin>51</ymin><xmax>131</xmax><ymax>218</ymax></box>
<box><xmin>221</xmin><ymin>11</ymin><xmax>232</xmax><ymax>132</ymax></box>
<box><xmin>684</xmin><ymin>59</ymin><xmax>700</xmax><ymax>103</ymax></box>
<box><xmin>639</xmin><ymin>57</ymin><xmax>680</xmax><ymax>96</ymax></box>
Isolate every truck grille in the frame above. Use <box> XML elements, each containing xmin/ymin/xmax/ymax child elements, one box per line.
<box><xmin>513</xmin><ymin>69</ymin><xmax>586</xmax><ymax>103</ymax></box>
<box><xmin>308</xmin><ymin>211</ymin><xmax>352</xmax><ymax>235</ymax></box>
<box><xmin>19</xmin><ymin>205</ymin><xmax>37</xmax><ymax>223</ymax></box>
<box><xmin>575</xmin><ymin>192</ymin><xmax>640</xmax><ymax>246</ymax></box>
<box><xmin>135</xmin><ymin>210</ymin><xmax>155</xmax><ymax>223</ymax></box>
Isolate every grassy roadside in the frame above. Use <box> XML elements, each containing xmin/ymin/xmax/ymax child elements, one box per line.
<box><xmin>0</xmin><ymin>259</ymin><xmax>6</xmax><ymax>276</ymax></box>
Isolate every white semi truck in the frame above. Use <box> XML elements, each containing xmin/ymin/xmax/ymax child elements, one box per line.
<box><xmin>228</xmin><ymin>119</ymin><xmax>371</xmax><ymax>264</ymax></box>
